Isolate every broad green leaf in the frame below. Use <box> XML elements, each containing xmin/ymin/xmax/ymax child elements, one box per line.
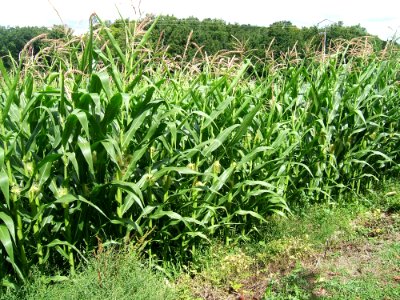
<box><xmin>120</xmin><ymin>193</ymin><xmax>143</xmax><ymax>215</ymax></box>
<box><xmin>121</xmin><ymin>146</ymin><xmax>148</xmax><ymax>181</ymax></box>
<box><xmin>36</xmin><ymin>154</ymin><xmax>62</xmax><ymax>173</ymax></box>
<box><xmin>110</xmin><ymin>218</ymin><xmax>143</xmax><ymax>236</ymax></box>
<box><xmin>0</xmin><ymin>212</ymin><xmax>15</xmax><ymax>243</ymax></box>
<box><xmin>203</xmin><ymin>96</ymin><xmax>235</xmax><ymax>128</ymax></box>
<box><xmin>101</xmin><ymin>93</ymin><xmax>122</xmax><ymax>129</ymax></box>
<box><xmin>0</xmin><ymin>58</ymin><xmax>11</xmax><ymax>87</ymax></box>
<box><xmin>1</xmin><ymin>70</ymin><xmax>19</xmax><ymax>125</ymax></box>
<box><xmin>0</xmin><ymin>224</ymin><xmax>24</xmax><ymax>280</ymax></box>
<box><xmin>233</xmin><ymin>210</ymin><xmax>267</xmax><ymax>223</ymax></box>
<box><xmin>89</xmin><ymin>72</ymin><xmax>112</xmax><ymax>97</ymax></box>
<box><xmin>226</xmin><ymin>60</ymin><xmax>250</xmax><ymax>94</ymax></box>
<box><xmin>0</xmin><ymin>148</ymin><xmax>4</xmax><ymax>168</ymax></box>
<box><xmin>0</xmin><ymin>224</ymin><xmax>14</xmax><ymax>268</ymax></box>
<box><xmin>77</xmin><ymin>138</ymin><xmax>94</xmax><ymax>176</ymax></box>
<box><xmin>24</xmin><ymin>74</ymin><xmax>34</xmax><ymax>99</ymax></box>
<box><xmin>185</xmin><ymin>231</ymin><xmax>210</xmax><ymax>242</ymax></box>
<box><xmin>62</xmin><ymin>109</ymin><xmax>90</xmax><ymax>146</ymax></box>
<box><xmin>151</xmin><ymin>167</ymin><xmax>200</xmax><ymax>182</ymax></box>
<box><xmin>55</xmin><ymin>194</ymin><xmax>109</xmax><ymax>219</ymax></box>
<box><xmin>38</xmin><ymin>162</ymin><xmax>52</xmax><ymax>188</ymax></box>
<box><xmin>47</xmin><ymin>239</ymin><xmax>88</xmax><ymax>263</ymax></box>
<box><xmin>0</xmin><ymin>169</ymin><xmax>9</xmax><ymax>208</ymax></box>
<box><xmin>137</xmin><ymin>205</ymin><xmax>156</xmax><ymax>222</ymax></box>
<box><xmin>228</xmin><ymin>100</ymin><xmax>264</xmax><ymax>148</ymax></box>
<box><xmin>212</xmin><ymin>164</ymin><xmax>236</xmax><ymax>193</ymax></box>
<box><xmin>101</xmin><ymin>140</ymin><xmax>119</xmax><ymax>166</ymax></box>
<box><xmin>66</xmin><ymin>152</ymin><xmax>80</xmax><ymax>180</ymax></box>
<box><xmin>203</xmin><ymin>124</ymin><xmax>239</xmax><ymax>156</ymax></box>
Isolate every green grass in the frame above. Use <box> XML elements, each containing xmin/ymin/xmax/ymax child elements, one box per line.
<box><xmin>265</xmin><ymin>240</ymin><xmax>400</xmax><ymax>300</ymax></box>
<box><xmin>1</xmin><ymin>248</ymin><xmax>175</xmax><ymax>300</ymax></box>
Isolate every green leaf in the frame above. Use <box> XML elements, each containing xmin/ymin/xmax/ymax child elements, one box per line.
<box><xmin>120</xmin><ymin>193</ymin><xmax>143</xmax><ymax>215</ymax></box>
<box><xmin>0</xmin><ymin>169</ymin><xmax>9</xmax><ymax>208</ymax></box>
<box><xmin>100</xmin><ymin>140</ymin><xmax>120</xmax><ymax>166</ymax></box>
<box><xmin>66</xmin><ymin>152</ymin><xmax>80</xmax><ymax>180</ymax></box>
<box><xmin>36</xmin><ymin>154</ymin><xmax>62</xmax><ymax>174</ymax></box>
<box><xmin>37</xmin><ymin>162</ymin><xmax>52</xmax><ymax>188</ymax></box>
<box><xmin>55</xmin><ymin>194</ymin><xmax>109</xmax><ymax>220</ymax></box>
<box><xmin>126</xmin><ymin>16</ymin><xmax>160</xmax><ymax>72</ymax></box>
<box><xmin>110</xmin><ymin>218</ymin><xmax>143</xmax><ymax>236</ymax></box>
<box><xmin>89</xmin><ymin>73</ymin><xmax>110</xmax><ymax>96</ymax></box>
<box><xmin>1</xmin><ymin>69</ymin><xmax>19</xmax><ymax>125</ymax></box>
<box><xmin>24</xmin><ymin>74</ymin><xmax>34</xmax><ymax>99</ymax></box>
<box><xmin>47</xmin><ymin>239</ymin><xmax>88</xmax><ymax>263</ymax></box>
<box><xmin>137</xmin><ymin>206</ymin><xmax>156</xmax><ymax>222</ymax></box>
<box><xmin>150</xmin><ymin>210</ymin><xmax>183</xmax><ymax>220</ymax></box>
<box><xmin>101</xmin><ymin>93</ymin><xmax>122</xmax><ymax>129</ymax></box>
<box><xmin>62</xmin><ymin>109</ymin><xmax>90</xmax><ymax>146</ymax></box>
<box><xmin>124</xmin><ymin>70</ymin><xmax>143</xmax><ymax>93</ymax></box>
<box><xmin>150</xmin><ymin>209</ymin><xmax>192</xmax><ymax>230</ymax></box>
<box><xmin>77</xmin><ymin>138</ymin><xmax>94</xmax><ymax>176</ymax></box>
<box><xmin>110</xmin><ymin>181</ymin><xmax>144</xmax><ymax>210</ymax></box>
<box><xmin>96</xmin><ymin>16</ymin><xmax>127</xmax><ymax>66</ymax></box>
<box><xmin>212</xmin><ymin>164</ymin><xmax>236</xmax><ymax>193</ymax></box>
<box><xmin>203</xmin><ymin>124</ymin><xmax>239</xmax><ymax>156</ymax></box>
<box><xmin>151</xmin><ymin>167</ymin><xmax>200</xmax><ymax>182</ymax></box>
<box><xmin>121</xmin><ymin>146</ymin><xmax>148</xmax><ymax>181</ymax></box>
<box><xmin>0</xmin><ymin>58</ymin><xmax>11</xmax><ymax>87</ymax></box>
<box><xmin>77</xmin><ymin>93</ymin><xmax>95</xmax><ymax>110</ymax></box>
<box><xmin>0</xmin><ymin>212</ymin><xmax>15</xmax><ymax>243</ymax></box>
<box><xmin>233</xmin><ymin>210</ymin><xmax>267</xmax><ymax>223</ymax></box>
<box><xmin>203</xmin><ymin>96</ymin><xmax>235</xmax><ymax>128</ymax></box>
<box><xmin>0</xmin><ymin>225</ymin><xmax>14</xmax><ymax>270</ymax></box>
<box><xmin>226</xmin><ymin>60</ymin><xmax>250</xmax><ymax>94</ymax></box>
<box><xmin>186</xmin><ymin>231</ymin><xmax>210</xmax><ymax>242</ymax></box>
<box><xmin>0</xmin><ymin>148</ymin><xmax>4</xmax><ymax>169</ymax></box>
<box><xmin>228</xmin><ymin>100</ymin><xmax>264</xmax><ymax>148</ymax></box>
<box><xmin>122</xmin><ymin>113</ymin><xmax>148</xmax><ymax>151</ymax></box>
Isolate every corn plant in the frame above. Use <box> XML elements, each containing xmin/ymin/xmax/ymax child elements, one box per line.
<box><xmin>1</xmin><ymin>16</ymin><xmax>400</xmax><ymax>285</ymax></box>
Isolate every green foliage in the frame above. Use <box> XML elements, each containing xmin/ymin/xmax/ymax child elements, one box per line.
<box><xmin>0</xmin><ymin>17</ymin><xmax>386</xmax><ymax>72</ymax></box>
<box><xmin>0</xmin><ymin>25</ymin><xmax>72</xmax><ymax>68</ymax></box>
<box><xmin>145</xmin><ymin>16</ymin><xmax>384</xmax><ymax>60</ymax></box>
<box><xmin>0</xmin><ymin>14</ymin><xmax>400</xmax><ymax>287</ymax></box>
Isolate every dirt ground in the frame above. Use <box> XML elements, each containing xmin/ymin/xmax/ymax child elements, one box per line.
<box><xmin>189</xmin><ymin>210</ymin><xmax>400</xmax><ymax>300</ymax></box>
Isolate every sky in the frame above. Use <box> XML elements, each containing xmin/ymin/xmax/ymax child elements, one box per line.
<box><xmin>0</xmin><ymin>0</ymin><xmax>399</xmax><ymax>40</ymax></box>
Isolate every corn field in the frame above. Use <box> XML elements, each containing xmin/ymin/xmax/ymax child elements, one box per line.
<box><xmin>1</xmin><ymin>16</ymin><xmax>400</xmax><ymax>285</ymax></box>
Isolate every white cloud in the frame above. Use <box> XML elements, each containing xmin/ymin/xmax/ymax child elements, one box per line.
<box><xmin>0</xmin><ymin>0</ymin><xmax>398</xmax><ymax>39</ymax></box>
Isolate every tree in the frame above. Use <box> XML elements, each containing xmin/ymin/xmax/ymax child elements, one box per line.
<box><xmin>0</xmin><ymin>25</ymin><xmax>71</xmax><ymax>68</ymax></box>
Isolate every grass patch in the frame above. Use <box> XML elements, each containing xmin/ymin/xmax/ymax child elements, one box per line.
<box><xmin>1</xmin><ymin>248</ymin><xmax>175</xmax><ymax>300</ymax></box>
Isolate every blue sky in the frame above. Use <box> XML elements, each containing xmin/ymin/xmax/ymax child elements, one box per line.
<box><xmin>0</xmin><ymin>0</ymin><xmax>399</xmax><ymax>40</ymax></box>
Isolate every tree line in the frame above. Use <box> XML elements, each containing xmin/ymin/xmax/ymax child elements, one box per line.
<box><xmin>0</xmin><ymin>15</ymin><xmax>387</xmax><ymax>68</ymax></box>
<box><xmin>134</xmin><ymin>16</ymin><xmax>385</xmax><ymax>59</ymax></box>
<box><xmin>0</xmin><ymin>25</ymin><xmax>71</xmax><ymax>68</ymax></box>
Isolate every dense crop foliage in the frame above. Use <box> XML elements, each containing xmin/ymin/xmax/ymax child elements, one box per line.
<box><xmin>0</xmin><ymin>16</ymin><xmax>399</xmax><ymax>285</ymax></box>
